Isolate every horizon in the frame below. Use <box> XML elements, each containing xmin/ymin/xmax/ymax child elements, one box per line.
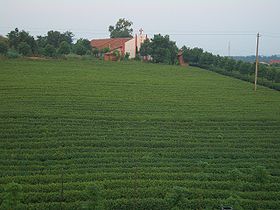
<box><xmin>1</xmin><ymin>0</ymin><xmax>280</xmax><ymax>56</ymax></box>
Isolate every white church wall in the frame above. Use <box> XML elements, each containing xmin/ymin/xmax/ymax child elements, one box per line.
<box><xmin>124</xmin><ymin>34</ymin><xmax>148</xmax><ymax>59</ymax></box>
<box><xmin>125</xmin><ymin>38</ymin><xmax>136</xmax><ymax>58</ymax></box>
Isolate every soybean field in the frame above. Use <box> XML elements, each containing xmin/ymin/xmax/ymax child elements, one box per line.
<box><xmin>0</xmin><ymin>59</ymin><xmax>280</xmax><ymax>209</ymax></box>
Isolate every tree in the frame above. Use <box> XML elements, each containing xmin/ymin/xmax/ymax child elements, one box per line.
<box><xmin>235</xmin><ymin>60</ymin><xmax>243</xmax><ymax>72</ymax></box>
<box><xmin>199</xmin><ymin>52</ymin><xmax>214</xmax><ymax>66</ymax></box>
<box><xmin>224</xmin><ymin>58</ymin><xmax>236</xmax><ymax>72</ymax></box>
<box><xmin>37</xmin><ymin>31</ymin><xmax>73</xmax><ymax>55</ymax></box>
<box><xmin>18</xmin><ymin>42</ymin><xmax>32</xmax><ymax>56</ymax></box>
<box><xmin>101</xmin><ymin>47</ymin><xmax>110</xmax><ymax>54</ymax></box>
<box><xmin>44</xmin><ymin>44</ymin><xmax>56</xmax><ymax>57</ymax></box>
<box><xmin>109</xmin><ymin>18</ymin><xmax>133</xmax><ymax>38</ymax></box>
<box><xmin>46</xmin><ymin>30</ymin><xmax>62</xmax><ymax>48</ymax></box>
<box><xmin>182</xmin><ymin>47</ymin><xmax>204</xmax><ymax>64</ymax></box>
<box><xmin>60</xmin><ymin>31</ymin><xmax>74</xmax><ymax>45</ymax></box>
<box><xmin>36</xmin><ymin>35</ymin><xmax>48</xmax><ymax>54</ymax></box>
<box><xmin>7</xmin><ymin>28</ymin><xmax>37</xmax><ymax>54</ymax></box>
<box><xmin>58</xmin><ymin>41</ymin><xmax>71</xmax><ymax>55</ymax></box>
<box><xmin>140</xmin><ymin>39</ymin><xmax>152</xmax><ymax>57</ymax></box>
<box><xmin>73</xmin><ymin>39</ymin><xmax>92</xmax><ymax>56</ymax></box>
<box><xmin>240</xmin><ymin>62</ymin><xmax>251</xmax><ymax>75</ymax></box>
<box><xmin>7</xmin><ymin>28</ymin><xmax>20</xmax><ymax>49</ymax></box>
<box><xmin>146</xmin><ymin>34</ymin><xmax>178</xmax><ymax>64</ymax></box>
<box><xmin>0</xmin><ymin>182</ymin><xmax>23</xmax><ymax>210</ymax></box>
<box><xmin>92</xmin><ymin>48</ymin><xmax>99</xmax><ymax>57</ymax></box>
<box><xmin>0</xmin><ymin>40</ymin><xmax>8</xmax><ymax>55</ymax></box>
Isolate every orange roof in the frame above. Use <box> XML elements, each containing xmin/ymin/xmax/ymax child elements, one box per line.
<box><xmin>91</xmin><ymin>38</ymin><xmax>132</xmax><ymax>51</ymax></box>
<box><xmin>270</xmin><ymin>60</ymin><xmax>280</xmax><ymax>64</ymax></box>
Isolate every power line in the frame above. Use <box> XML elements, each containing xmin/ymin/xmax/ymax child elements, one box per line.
<box><xmin>1</xmin><ymin>26</ymin><xmax>279</xmax><ymax>37</ymax></box>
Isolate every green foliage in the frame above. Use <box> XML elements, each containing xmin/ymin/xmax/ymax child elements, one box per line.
<box><xmin>6</xmin><ymin>49</ymin><xmax>21</xmax><ymax>58</ymax></box>
<box><xmin>7</xmin><ymin>28</ymin><xmax>37</xmax><ymax>54</ymax></box>
<box><xmin>239</xmin><ymin>62</ymin><xmax>252</xmax><ymax>75</ymax></box>
<box><xmin>112</xmin><ymin>50</ymin><xmax>120</xmax><ymax>59</ymax></box>
<box><xmin>74</xmin><ymin>39</ymin><xmax>92</xmax><ymax>56</ymax></box>
<box><xmin>0</xmin><ymin>182</ymin><xmax>23</xmax><ymax>210</ymax></box>
<box><xmin>92</xmin><ymin>48</ymin><xmax>100</xmax><ymax>57</ymax></box>
<box><xmin>124</xmin><ymin>52</ymin><xmax>130</xmax><ymax>60</ymax></box>
<box><xmin>18</xmin><ymin>42</ymin><xmax>32</xmax><ymax>56</ymax></box>
<box><xmin>222</xmin><ymin>194</ymin><xmax>243</xmax><ymax>210</ymax></box>
<box><xmin>7</xmin><ymin>28</ymin><xmax>20</xmax><ymax>49</ymax></box>
<box><xmin>46</xmin><ymin>31</ymin><xmax>61</xmax><ymax>48</ymax></box>
<box><xmin>6</xmin><ymin>29</ymin><xmax>75</xmax><ymax>57</ymax></box>
<box><xmin>81</xmin><ymin>184</ymin><xmax>104</xmax><ymax>210</ymax></box>
<box><xmin>253</xmin><ymin>166</ymin><xmax>269</xmax><ymax>183</ymax></box>
<box><xmin>229</xmin><ymin>168</ymin><xmax>243</xmax><ymax>181</ymax></box>
<box><xmin>140</xmin><ymin>39</ymin><xmax>151</xmax><ymax>57</ymax></box>
<box><xmin>181</xmin><ymin>46</ymin><xmax>280</xmax><ymax>90</ymax></box>
<box><xmin>142</xmin><ymin>34</ymin><xmax>178</xmax><ymax>64</ymax></box>
<box><xmin>182</xmin><ymin>46</ymin><xmax>203</xmax><ymax>63</ymax></box>
<box><xmin>101</xmin><ymin>47</ymin><xmax>110</xmax><ymax>54</ymax></box>
<box><xmin>165</xmin><ymin>186</ymin><xmax>185</xmax><ymax>209</ymax></box>
<box><xmin>43</xmin><ymin>44</ymin><xmax>56</xmax><ymax>57</ymax></box>
<box><xmin>109</xmin><ymin>18</ymin><xmax>133</xmax><ymax>38</ymax></box>
<box><xmin>46</xmin><ymin>30</ymin><xmax>73</xmax><ymax>48</ymax></box>
<box><xmin>58</xmin><ymin>41</ymin><xmax>71</xmax><ymax>55</ymax></box>
<box><xmin>0</xmin><ymin>40</ymin><xmax>8</xmax><ymax>55</ymax></box>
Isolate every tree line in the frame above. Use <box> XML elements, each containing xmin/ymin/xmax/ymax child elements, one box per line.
<box><xmin>180</xmin><ymin>46</ymin><xmax>280</xmax><ymax>90</ymax></box>
<box><xmin>0</xmin><ymin>28</ymin><xmax>92</xmax><ymax>58</ymax></box>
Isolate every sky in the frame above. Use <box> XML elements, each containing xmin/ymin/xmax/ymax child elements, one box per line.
<box><xmin>0</xmin><ymin>0</ymin><xmax>280</xmax><ymax>56</ymax></box>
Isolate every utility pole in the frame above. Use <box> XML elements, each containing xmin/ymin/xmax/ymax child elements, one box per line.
<box><xmin>254</xmin><ymin>33</ymin><xmax>260</xmax><ymax>91</ymax></box>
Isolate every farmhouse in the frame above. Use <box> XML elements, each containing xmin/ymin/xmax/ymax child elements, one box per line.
<box><xmin>270</xmin><ymin>60</ymin><xmax>280</xmax><ymax>65</ymax></box>
<box><xmin>91</xmin><ymin>30</ymin><xmax>148</xmax><ymax>59</ymax></box>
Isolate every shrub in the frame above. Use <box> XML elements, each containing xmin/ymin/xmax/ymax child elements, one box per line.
<box><xmin>101</xmin><ymin>47</ymin><xmax>110</xmax><ymax>54</ymax></box>
<box><xmin>92</xmin><ymin>48</ymin><xmax>99</xmax><ymax>57</ymax></box>
<box><xmin>0</xmin><ymin>41</ymin><xmax>8</xmax><ymax>55</ymax></box>
<box><xmin>165</xmin><ymin>186</ymin><xmax>185</xmax><ymax>209</ymax></box>
<box><xmin>18</xmin><ymin>42</ymin><xmax>32</xmax><ymax>56</ymax></box>
<box><xmin>253</xmin><ymin>166</ymin><xmax>269</xmax><ymax>183</ymax></box>
<box><xmin>58</xmin><ymin>41</ymin><xmax>70</xmax><ymax>55</ymax></box>
<box><xmin>73</xmin><ymin>43</ymin><xmax>87</xmax><ymax>56</ymax></box>
<box><xmin>64</xmin><ymin>53</ymin><xmax>82</xmax><ymax>60</ymax></box>
<box><xmin>73</xmin><ymin>39</ymin><xmax>92</xmax><ymax>56</ymax></box>
<box><xmin>6</xmin><ymin>50</ymin><xmax>21</xmax><ymax>59</ymax></box>
<box><xmin>44</xmin><ymin>44</ymin><xmax>56</xmax><ymax>57</ymax></box>
<box><xmin>0</xmin><ymin>182</ymin><xmax>23</xmax><ymax>210</ymax></box>
<box><xmin>80</xmin><ymin>184</ymin><xmax>104</xmax><ymax>210</ymax></box>
<box><xmin>222</xmin><ymin>194</ymin><xmax>243</xmax><ymax>210</ymax></box>
<box><xmin>124</xmin><ymin>52</ymin><xmax>130</xmax><ymax>60</ymax></box>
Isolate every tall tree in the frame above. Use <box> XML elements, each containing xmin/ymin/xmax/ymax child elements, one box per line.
<box><xmin>144</xmin><ymin>34</ymin><xmax>178</xmax><ymax>64</ymax></box>
<box><xmin>46</xmin><ymin>30</ymin><xmax>62</xmax><ymax>48</ymax></box>
<box><xmin>140</xmin><ymin>39</ymin><xmax>152</xmax><ymax>57</ymax></box>
<box><xmin>73</xmin><ymin>39</ymin><xmax>92</xmax><ymax>55</ymax></box>
<box><xmin>109</xmin><ymin>18</ymin><xmax>133</xmax><ymax>38</ymax></box>
<box><xmin>0</xmin><ymin>36</ymin><xmax>8</xmax><ymax>55</ymax></box>
<box><xmin>7</xmin><ymin>28</ymin><xmax>37</xmax><ymax>54</ymax></box>
<box><xmin>58</xmin><ymin>41</ymin><xmax>71</xmax><ymax>55</ymax></box>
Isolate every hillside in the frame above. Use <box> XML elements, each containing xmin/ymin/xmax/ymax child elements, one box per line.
<box><xmin>0</xmin><ymin>60</ymin><xmax>280</xmax><ymax>209</ymax></box>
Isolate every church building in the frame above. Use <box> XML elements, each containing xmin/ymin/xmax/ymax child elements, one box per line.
<box><xmin>90</xmin><ymin>29</ymin><xmax>148</xmax><ymax>59</ymax></box>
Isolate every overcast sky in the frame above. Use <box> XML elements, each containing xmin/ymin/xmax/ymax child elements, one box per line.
<box><xmin>1</xmin><ymin>0</ymin><xmax>280</xmax><ymax>56</ymax></box>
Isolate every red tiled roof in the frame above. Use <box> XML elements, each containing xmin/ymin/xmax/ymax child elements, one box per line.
<box><xmin>270</xmin><ymin>60</ymin><xmax>280</xmax><ymax>64</ymax></box>
<box><xmin>91</xmin><ymin>38</ymin><xmax>132</xmax><ymax>51</ymax></box>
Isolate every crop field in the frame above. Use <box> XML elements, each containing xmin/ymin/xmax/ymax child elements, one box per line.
<box><xmin>0</xmin><ymin>59</ymin><xmax>280</xmax><ymax>209</ymax></box>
